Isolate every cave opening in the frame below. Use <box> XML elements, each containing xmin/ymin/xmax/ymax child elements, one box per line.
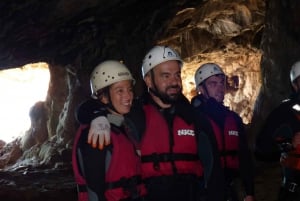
<box><xmin>0</xmin><ymin>63</ymin><xmax>50</xmax><ymax>143</ymax></box>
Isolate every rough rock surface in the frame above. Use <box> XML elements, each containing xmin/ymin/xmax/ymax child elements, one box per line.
<box><xmin>0</xmin><ymin>167</ymin><xmax>76</xmax><ymax>201</ymax></box>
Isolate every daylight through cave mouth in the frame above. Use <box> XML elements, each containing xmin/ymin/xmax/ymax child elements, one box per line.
<box><xmin>0</xmin><ymin>62</ymin><xmax>50</xmax><ymax>143</ymax></box>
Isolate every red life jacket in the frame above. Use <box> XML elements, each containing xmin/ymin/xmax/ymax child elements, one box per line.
<box><xmin>105</xmin><ymin>127</ymin><xmax>147</xmax><ymax>201</ymax></box>
<box><xmin>281</xmin><ymin>147</ymin><xmax>300</xmax><ymax>171</ymax></box>
<box><xmin>280</xmin><ymin>113</ymin><xmax>300</xmax><ymax>171</ymax></box>
<box><xmin>72</xmin><ymin>125</ymin><xmax>147</xmax><ymax>201</ymax></box>
<box><xmin>208</xmin><ymin>113</ymin><xmax>239</xmax><ymax>169</ymax></box>
<box><xmin>140</xmin><ymin>104</ymin><xmax>204</xmax><ymax>179</ymax></box>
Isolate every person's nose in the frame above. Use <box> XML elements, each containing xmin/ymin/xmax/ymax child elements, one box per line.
<box><xmin>123</xmin><ymin>90</ymin><xmax>133</xmax><ymax>100</ymax></box>
<box><xmin>217</xmin><ymin>83</ymin><xmax>225</xmax><ymax>92</ymax></box>
<box><xmin>169</xmin><ymin>75</ymin><xmax>181</xmax><ymax>85</ymax></box>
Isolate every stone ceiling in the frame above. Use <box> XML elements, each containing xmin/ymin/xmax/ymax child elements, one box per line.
<box><xmin>0</xmin><ymin>0</ymin><xmax>264</xmax><ymax>69</ymax></box>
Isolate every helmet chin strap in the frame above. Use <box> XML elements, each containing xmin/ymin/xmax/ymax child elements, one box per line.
<box><xmin>105</xmin><ymin>91</ymin><xmax>122</xmax><ymax>115</ymax></box>
<box><xmin>202</xmin><ymin>82</ymin><xmax>210</xmax><ymax>100</ymax></box>
<box><xmin>107</xmin><ymin>103</ymin><xmax>121</xmax><ymax>115</ymax></box>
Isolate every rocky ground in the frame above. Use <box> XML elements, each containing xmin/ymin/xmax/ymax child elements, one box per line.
<box><xmin>254</xmin><ymin>161</ymin><xmax>282</xmax><ymax>201</ymax></box>
<box><xmin>0</xmin><ymin>161</ymin><xmax>282</xmax><ymax>201</ymax></box>
<box><xmin>0</xmin><ymin>165</ymin><xmax>77</xmax><ymax>201</ymax></box>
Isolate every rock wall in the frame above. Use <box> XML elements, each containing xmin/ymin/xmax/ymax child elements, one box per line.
<box><xmin>250</xmin><ymin>0</ymin><xmax>300</xmax><ymax>144</ymax></box>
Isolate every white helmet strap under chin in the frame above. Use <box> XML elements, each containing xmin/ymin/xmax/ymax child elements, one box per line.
<box><xmin>102</xmin><ymin>89</ymin><xmax>122</xmax><ymax>116</ymax></box>
<box><xmin>201</xmin><ymin>82</ymin><xmax>210</xmax><ymax>100</ymax></box>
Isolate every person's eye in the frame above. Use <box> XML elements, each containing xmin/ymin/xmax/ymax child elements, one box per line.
<box><xmin>208</xmin><ymin>82</ymin><xmax>216</xmax><ymax>87</ymax></box>
<box><xmin>162</xmin><ymin>74</ymin><xmax>169</xmax><ymax>79</ymax></box>
<box><xmin>116</xmin><ymin>89</ymin><xmax>123</xmax><ymax>94</ymax></box>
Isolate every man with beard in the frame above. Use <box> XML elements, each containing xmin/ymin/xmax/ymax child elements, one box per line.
<box><xmin>76</xmin><ymin>46</ymin><xmax>224</xmax><ymax>201</ymax></box>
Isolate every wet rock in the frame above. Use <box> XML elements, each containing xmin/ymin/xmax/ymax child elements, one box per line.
<box><xmin>0</xmin><ymin>139</ymin><xmax>23</xmax><ymax>169</ymax></box>
<box><xmin>0</xmin><ymin>140</ymin><xmax>5</xmax><ymax>149</ymax></box>
<box><xmin>0</xmin><ymin>166</ymin><xmax>77</xmax><ymax>201</ymax></box>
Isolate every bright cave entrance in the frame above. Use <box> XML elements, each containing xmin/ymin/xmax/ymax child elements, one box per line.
<box><xmin>0</xmin><ymin>63</ymin><xmax>50</xmax><ymax>143</ymax></box>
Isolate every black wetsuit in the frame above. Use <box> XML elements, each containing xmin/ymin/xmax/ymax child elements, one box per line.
<box><xmin>256</xmin><ymin>92</ymin><xmax>300</xmax><ymax>201</ymax></box>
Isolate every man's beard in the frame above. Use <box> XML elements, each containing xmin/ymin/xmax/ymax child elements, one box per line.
<box><xmin>150</xmin><ymin>85</ymin><xmax>182</xmax><ymax>104</ymax></box>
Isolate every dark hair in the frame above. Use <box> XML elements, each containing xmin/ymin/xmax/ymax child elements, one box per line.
<box><xmin>96</xmin><ymin>86</ymin><xmax>110</xmax><ymax>100</ymax></box>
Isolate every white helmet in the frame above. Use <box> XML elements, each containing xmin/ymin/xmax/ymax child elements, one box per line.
<box><xmin>141</xmin><ymin>45</ymin><xmax>183</xmax><ymax>78</ymax></box>
<box><xmin>194</xmin><ymin>63</ymin><xmax>225</xmax><ymax>88</ymax></box>
<box><xmin>90</xmin><ymin>60</ymin><xmax>135</xmax><ymax>96</ymax></box>
<box><xmin>290</xmin><ymin>61</ymin><xmax>300</xmax><ymax>83</ymax></box>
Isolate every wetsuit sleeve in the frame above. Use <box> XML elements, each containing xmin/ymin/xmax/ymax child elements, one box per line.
<box><xmin>175</xmin><ymin>93</ymin><xmax>195</xmax><ymax>124</ymax></box>
<box><xmin>236</xmin><ymin>115</ymin><xmax>255</xmax><ymax>196</ymax></box>
<box><xmin>77</xmin><ymin>126</ymin><xmax>106</xmax><ymax>201</ymax></box>
<box><xmin>255</xmin><ymin>106</ymin><xmax>284</xmax><ymax>161</ymax></box>
<box><xmin>124</xmin><ymin>98</ymin><xmax>145</xmax><ymax>141</ymax></box>
<box><xmin>75</xmin><ymin>98</ymin><xmax>107</xmax><ymax>124</ymax></box>
<box><xmin>75</xmin><ymin>98</ymin><xmax>145</xmax><ymax>140</ymax></box>
<box><xmin>195</xmin><ymin>113</ymin><xmax>225</xmax><ymax>201</ymax></box>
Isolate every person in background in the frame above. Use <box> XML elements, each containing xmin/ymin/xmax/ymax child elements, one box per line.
<box><xmin>72</xmin><ymin>60</ymin><xmax>147</xmax><ymax>201</ymax></box>
<box><xmin>191</xmin><ymin>63</ymin><xmax>255</xmax><ymax>201</ymax></box>
<box><xmin>255</xmin><ymin>61</ymin><xmax>300</xmax><ymax>201</ymax></box>
<box><xmin>76</xmin><ymin>45</ymin><xmax>224</xmax><ymax>201</ymax></box>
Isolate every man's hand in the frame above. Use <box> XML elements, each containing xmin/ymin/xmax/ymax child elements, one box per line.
<box><xmin>87</xmin><ymin>116</ymin><xmax>111</xmax><ymax>150</ymax></box>
<box><xmin>244</xmin><ymin>195</ymin><xmax>255</xmax><ymax>201</ymax></box>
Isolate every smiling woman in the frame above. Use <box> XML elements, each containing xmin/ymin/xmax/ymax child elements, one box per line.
<box><xmin>0</xmin><ymin>63</ymin><xmax>50</xmax><ymax>143</ymax></box>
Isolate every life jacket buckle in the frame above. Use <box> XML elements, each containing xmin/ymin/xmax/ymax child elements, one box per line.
<box><xmin>152</xmin><ymin>153</ymin><xmax>160</xmax><ymax>171</ymax></box>
<box><xmin>288</xmin><ymin>182</ymin><xmax>297</xmax><ymax>192</ymax></box>
<box><xmin>122</xmin><ymin>176</ymin><xmax>139</xmax><ymax>199</ymax></box>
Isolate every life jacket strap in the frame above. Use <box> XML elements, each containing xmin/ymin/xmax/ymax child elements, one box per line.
<box><xmin>105</xmin><ymin>175</ymin><xmax>142</xmax><ymax>189</ymax></box>
<box><xmin>141</xmin><ymin>153</ymin><xmax>198</xmax><ymax>171</ymax></box>
<box><xmin>106</xmin><ymin>175</ymin><xmax>142</xmax><ymax>200</ymax></box>
<box><xmin>141</xmin><ymin>153</ymin><xmax>198</xmax><ymax>163</ymax></box>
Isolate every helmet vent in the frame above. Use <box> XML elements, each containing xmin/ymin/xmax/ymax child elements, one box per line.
<box><xmin>90</xmin><ymin>60</ymin><xmax>134</xmax><ymax>95</ymax></box>
<box><xmin>141</xmin><ymin>45</ymin><xmax>182</xmax><ymax>78</ymax></box>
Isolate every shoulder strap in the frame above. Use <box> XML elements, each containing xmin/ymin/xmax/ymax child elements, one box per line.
<box><xmin>72</xmin><ymin>124</ymin><xmax>89</xmax><ymax>183</ymax></box>
<box><xmin>104</xmin><ymin>144</ymin><xmax>113</xmax><ymax>172</ymax></box>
